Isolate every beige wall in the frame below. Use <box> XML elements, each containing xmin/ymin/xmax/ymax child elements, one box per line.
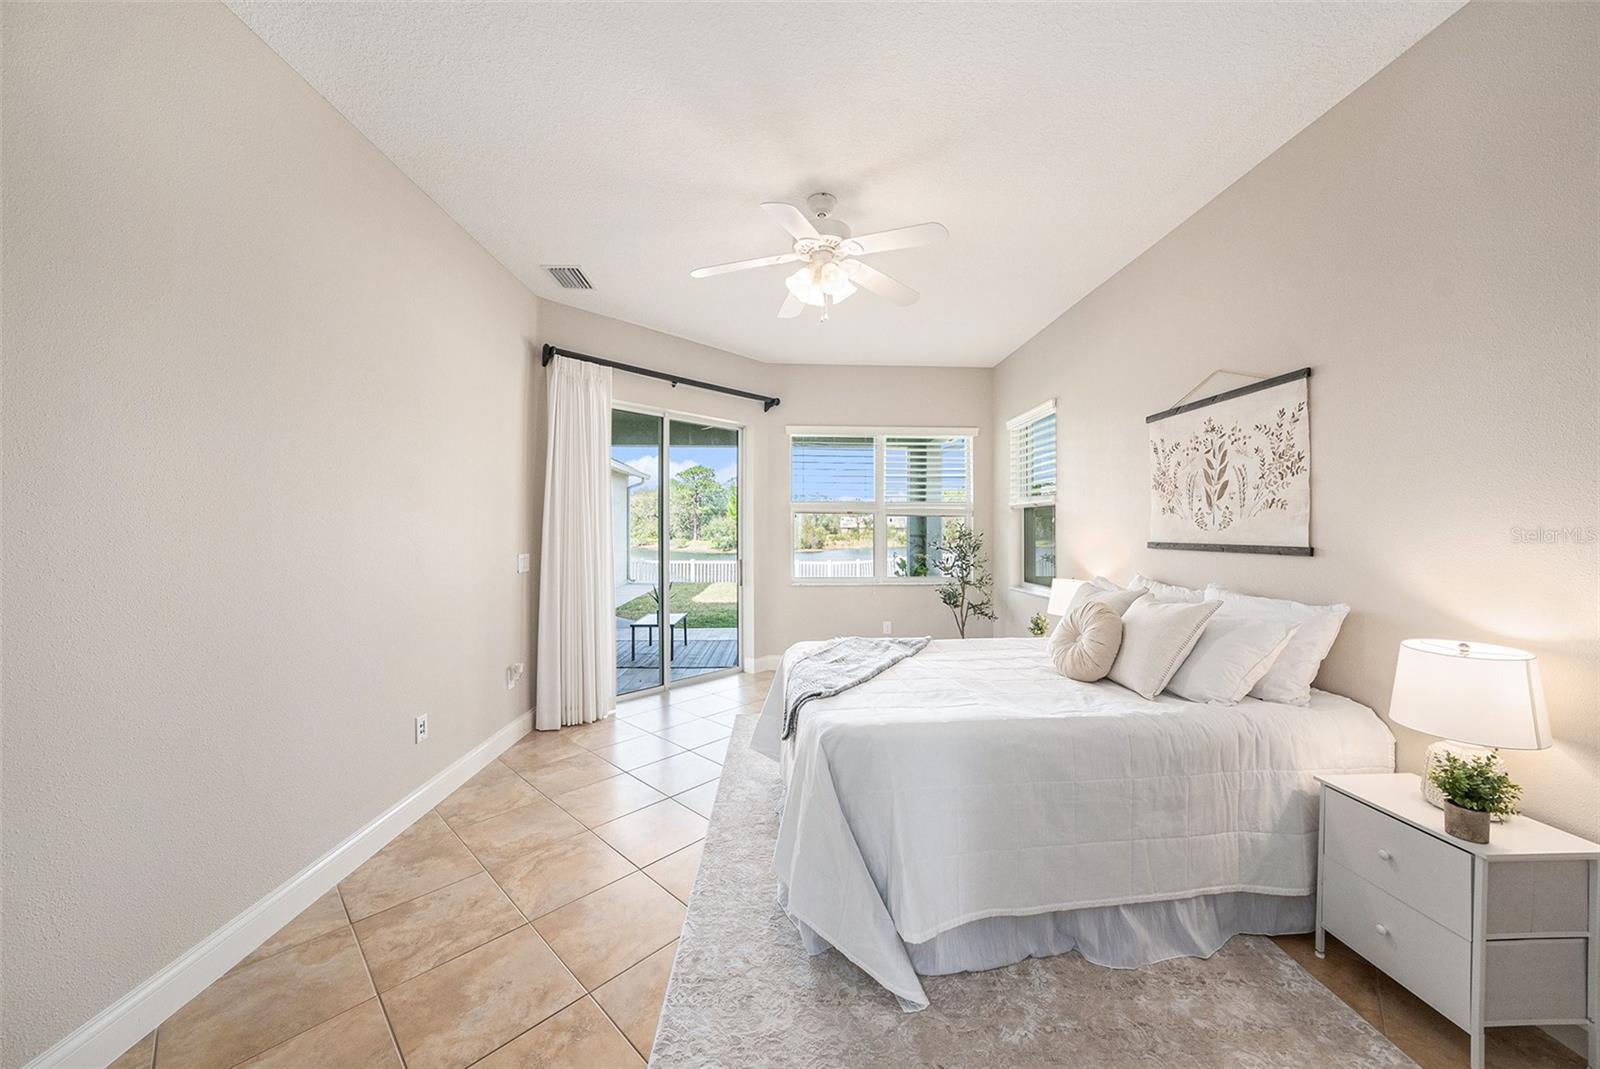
<box><xmin>6</xmin><ymin>1</ymin><xmax>1595</xmax><ymax>1064</ymax></box>
<box><xmin>536</xmin><ymin>300</ymin><xmax>995</xmax><ymax>659</ymax></box>
<box><xmin>1</xmin><ymin>5</ymin><xmax>541</xmax><ymax>1066</ymax></box>
<box><xmin>991</xmin><ymin>2</ymin><xmax>1599</xmax><ymax>841</ymax></box>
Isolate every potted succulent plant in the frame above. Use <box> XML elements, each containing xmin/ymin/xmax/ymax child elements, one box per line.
<box><xmin>1427</xmin><ymin>751</ymin><xmax>1522</xmax><ymax>844</ymax></box>
<box><xmin>1028</xmin><ymin>612</ymin><xmax>1049</xmax><ymax>637</ymax></box>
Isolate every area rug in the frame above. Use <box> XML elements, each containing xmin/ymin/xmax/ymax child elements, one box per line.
<box><xmin>651</xmin><ymin>714</ymin><xmax>1416</xmax><ymax>1068</ymax></box>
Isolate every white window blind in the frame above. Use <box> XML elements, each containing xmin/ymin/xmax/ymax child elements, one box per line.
<box><xmin>1007</xmin><ymin>402</ymin><xmax>1056</xmax><ymax>506</ymax></box>
<box><xmin>884</xmin><ymin>435</ymin><xmax>970</xmax><ymax>505</ymax></box>
<box><xmin>790</xmin><ymin>435</ymin><xmax>875</xmax><ymax>502</ymax></box>
<box><xmin>788</xmin><ymin>427</ymin><xmax>975</xmax><ymax>583</ymax></box>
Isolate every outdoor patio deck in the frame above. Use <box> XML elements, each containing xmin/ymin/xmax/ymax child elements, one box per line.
<box><xmin>616</xmin><ymin>623</ymin><xmax>738</xmax><ymax>693</ymax></box>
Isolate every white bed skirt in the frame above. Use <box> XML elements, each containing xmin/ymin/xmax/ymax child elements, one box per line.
<box><xmin>786</xmin><ymin>889</ymin><xmax>1313</xmax><ymax>986</ymax></box>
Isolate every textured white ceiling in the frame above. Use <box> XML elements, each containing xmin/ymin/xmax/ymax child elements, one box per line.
<box><xmin>226</xmin><ymin>2</ymin><xmax>1461</xmax><ymax>366</ymax></box>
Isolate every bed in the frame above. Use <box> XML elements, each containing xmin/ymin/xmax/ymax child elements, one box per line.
<box><xmin>750</xmin><ymin>636</ymin><xmax>1396</xmax><ymax>1010</ymax></box>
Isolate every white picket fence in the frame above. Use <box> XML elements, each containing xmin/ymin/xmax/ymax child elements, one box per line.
<box><xmin>629</xmin><ymin>555</ymin><xmax>873</xmax><ymax>581</ymax></box>
<box><xmin>793</xmin><ymin>558</ymin><xmax>874</xmax><ymax>579</ymax></box>
<box><xmin>628</xmin><ymin>556</ymin><xmax>738</xmax><ymax>584</ymax></box>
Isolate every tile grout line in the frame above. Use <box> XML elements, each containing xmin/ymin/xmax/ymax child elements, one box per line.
<box><xmin>466</xmin><ymin>683</ymin><xmax>759</xmax><ymax>1065</ymax></box>
<box><xmin>211</xmin><ymin>910</ymin><xmax>379</xmax><ymax>1069</ymax></box>
<box><xmin>586</xmin><ymin>986</ymin><xmax>649</xmax><ymax>1066</ymax></box>
<box><xmin>333</xmin><ymin>883</ymin><xmax>410</xmax><ymax>1069</ymax></box>
<box><xmin>438</xmin><ymin>805</ymin><xmax>631</xmax><ymax>1069</ymax></box>
<box><xmin>150</xmin><ymin>685</ymin><xmax>764</xmax><ymax>1069</ymax></box>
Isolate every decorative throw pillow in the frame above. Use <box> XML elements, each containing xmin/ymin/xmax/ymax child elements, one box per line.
<box><xmin>1047</xmin><ymin>600</ymin><xmax>1124</xmax><ymax>681</ymax></box>
<box><xmin>1107</xmin><ymin>598</ymin><xmax>1222</xmax><ymax>700</ymax></box>
<box><xmin>1204</xmin><ymin>586</ymin><xmax>1351</xmax><ymax>706</ymax></box>
<box><xmin>1129</xmin><ymin>573</ymin><xmax>1207</xmax><ymax>603</ymax></box>
<box><xmin>1164</xmin><ymin>615</ymin><xmax>1299</xmax><ymax>704</ymax></box>
<box><xmin>1066</xmin><ymin>577</ymin><xmax>1148</xmax><ymax>617</ymax></box>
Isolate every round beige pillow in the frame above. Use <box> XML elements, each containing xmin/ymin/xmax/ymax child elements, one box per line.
<box><xmin>1047</xmin><ymin>599</ymin><xmax>1124</xmax><ymax>681</ymax></box>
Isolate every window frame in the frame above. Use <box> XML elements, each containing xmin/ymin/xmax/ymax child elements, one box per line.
<box><xmin>1007</xmin><ymin>401</ymin><xmax>1057</xmax><ymax>595</ymax></box>
<box><xmin>788</xmin><ymin>425</ymin><xmax>977</xmax><ymax>586</ymax></box>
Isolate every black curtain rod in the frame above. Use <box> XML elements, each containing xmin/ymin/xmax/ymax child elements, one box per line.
<box><xmin>541</xmin><ymin>343</ymin><xmax>781</xmax><ymax>412</ymax></box>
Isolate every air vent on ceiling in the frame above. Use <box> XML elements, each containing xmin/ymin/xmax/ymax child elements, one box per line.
<box><xmin>544</xmin><ymin>265</ymin><xmax>594</xmax><ymax>290</ymax></box>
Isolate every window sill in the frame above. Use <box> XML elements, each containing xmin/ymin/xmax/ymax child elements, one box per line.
<box><xmin>1011</xmin><ymin>583</ymin><xmax>1052</xmax><ymax>599</ymax></box>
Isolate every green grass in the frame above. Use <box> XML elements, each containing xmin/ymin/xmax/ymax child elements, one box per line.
<box><xmin>616</xmin><ymin>582</ymin><xmax>738</xmax><ymax>629</ymax></box>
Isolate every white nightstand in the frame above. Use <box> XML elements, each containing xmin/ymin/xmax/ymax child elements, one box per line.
<box><xmin>1316</xmin><ymin>773</ymin><xmax>1599</xmax><ymax>1069</ymax></box>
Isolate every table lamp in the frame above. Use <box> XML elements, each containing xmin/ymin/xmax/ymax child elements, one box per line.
<box><xmin>1388</xmin><ymin>639</ymin><xmax>1551</xmax><ymax>809</ymax></box>
<box><xmin>1046</xmin><ymin>578</ymin><xmax>1088</xmax><ymax>618</ymax></box>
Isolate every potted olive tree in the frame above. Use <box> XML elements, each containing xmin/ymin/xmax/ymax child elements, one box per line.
<box><xmin>1427</xmin><ymin>751</ymin><xmax>1522</xmax><ymax>844</ymax></box>
<box><xmin>934</xmin><ymin>522</ymin><xmax>996</xmax><ymax>638</ymax></box>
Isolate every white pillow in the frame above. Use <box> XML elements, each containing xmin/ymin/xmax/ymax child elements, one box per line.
<box><xmin>1047</xmin><ymin>600</ymin><xmax>1124</xmax><ymax>681</ymax></box>
<box><xmin>1204</xmin><ymin>585</ymin><xmax>1351</xmax><ymax>706</ymax></box>
<box><xmin>1130</xmin><ymin>573</ymin><xmax>1206</xmax><ymax>602</ymax></box>
<box><xmin>1165</xmin><ymin>616</ymin><xmax>1299</xmax><ymax>704</ymax></box>
<box><xmin>1066</xmin><ymin>577</ymin><xmax>1147</xmax><ymax>617</ymax></box>
<box><xmin>1107</xmin><ymin>598</ymin><xmax>1221</xmax><ymax>700</ymax></box>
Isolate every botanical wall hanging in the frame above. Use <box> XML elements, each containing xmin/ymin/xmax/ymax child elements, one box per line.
<box><xmin>1147</xmin><ymin>367</ymin><xmax>1312</xmax><ymax>555</ymax></box>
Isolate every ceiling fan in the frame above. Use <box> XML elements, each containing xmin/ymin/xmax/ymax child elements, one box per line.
<box><xmin>689</xmin><ymin>193</ymin><xmax>948</xmax><ymax>321</ymax></box>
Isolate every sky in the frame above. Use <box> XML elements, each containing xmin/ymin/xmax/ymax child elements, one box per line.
<box><xmin>612</xmin><ymin>446</ymin><xmax>736</xmax><ymax>491</ymax></box>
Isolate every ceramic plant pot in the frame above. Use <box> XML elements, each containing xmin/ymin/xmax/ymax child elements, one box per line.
<box><xmin>1443</xmin><ymin>801</ymin><xmax>1491</xmax><ymax>844</ymax></box>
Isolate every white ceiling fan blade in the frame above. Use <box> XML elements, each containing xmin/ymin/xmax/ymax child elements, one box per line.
<box><xmin>845</xmin><ymin>222</ymin><xmax>948</xmax><ymax>257</ymax></box>
<box><xmin>761</xmin><ymin>201</ymin><xmax>820</xmax><ymax>242</ymax></box>
<box><xmin>842</xmin><ymin>260</ymin><xmax>919</xmax><ymax>306</ymax></box>
<box><xmin>778</xmin><ymin>292</ymin><xmax>805</xmax><ymax>319</ymax></box>
<box><xmin>689</xmin><ymin>251</ymin><xmax>801</xmax><ymax>278</ymax></box>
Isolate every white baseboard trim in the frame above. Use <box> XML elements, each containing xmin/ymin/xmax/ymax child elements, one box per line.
<box><xmin>25</xmin><ymin>710</ymin><xmax>533</xmax><ymax>1069</ymax></box>
<box><xmin>752</xmin><ymin>655</ymin><xmax>781</xmax><ymax>673</ymax></box>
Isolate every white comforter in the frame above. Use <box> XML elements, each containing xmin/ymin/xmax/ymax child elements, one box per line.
<box><xmin>751</xmin><ymin>637</ymin><xmax>1395</xmax><ymax>1010</ymax></box>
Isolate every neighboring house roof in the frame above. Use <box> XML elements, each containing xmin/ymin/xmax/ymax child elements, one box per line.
<box><xmin>610</xmin><ymin>458</ymin><xmax>649</xmax><ymax>485</ymax></box>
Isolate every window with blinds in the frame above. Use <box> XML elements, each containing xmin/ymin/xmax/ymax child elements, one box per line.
<box><xmin>790</xmin><ymin>435</ymin><xmax>875</xmax><ymax>502</ymax></box>
<box><xmin>789</xmin><ymin>428</ymin><xmax>975</xmax><ymax>582</ymax></box>
<box><xmin>1007</xmin><ymin>402</ymin><xmax>1056</xmax><ymax>506</ymax></box>
<box><xmin>884</xmin><ymin>435</ymin><xmax>969</xmax><ymax>505</ymax></box>
<box><xmin>1008</xmin><ymin>402</ymin><xmax>1056</xmax><ymax>588</ymax></box>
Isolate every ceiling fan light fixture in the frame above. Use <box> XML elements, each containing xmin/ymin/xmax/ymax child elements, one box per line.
<box><xmin>693</xmin><ymin>197</ymin><xmax>944</xmax><ymax>319</ymax></box>
<box><xmin>785</xmin><ymin>262</ymin><xmax>857</xmax><ymax>307</ymax></box>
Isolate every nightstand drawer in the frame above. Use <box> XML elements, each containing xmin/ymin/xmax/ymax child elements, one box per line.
<box><xmin>1487</xmin><ymin>860</ymin><xmax>1591</xmax><ymax>936</ymax></box>
<box><xmin>1323</xmin><ymin>859</ymin><xmax>1471</xmax><ymax>1028</ymax></box>
<box><xmin>1485</xmin><ymin>938</ymin><xmax>1588</xmax><ymax>1024</ymax></box>
<box><xmin>1324</xmin><ymin>788</ymin><xmax>1472</xmax><ymax>938</ymax></box>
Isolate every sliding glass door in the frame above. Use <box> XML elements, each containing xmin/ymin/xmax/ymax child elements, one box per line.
<box><xmin>666</xmin><ymin>418</ymin><xmax>740</xmax><ymax>683</ymax></box>
<box><xmin>611</xmin><ymin>409</ymin><xmax>665</xmax><ymax>696</ymax></box>
<box><xmin>611</xmin><ymin>406</ymin><xmax>741</xmax><ymax>696</ymax></box>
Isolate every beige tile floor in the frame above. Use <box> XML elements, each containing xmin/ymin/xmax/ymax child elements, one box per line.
<box><xmin>111</xmin><ymin>670</ymin><xmax>769</xmax><ymax>1069</ymax></box>
<box><xmin>109</xmin><ymin>670</ymin><xmax>1582</xmax><ymax>1069</ymax></box>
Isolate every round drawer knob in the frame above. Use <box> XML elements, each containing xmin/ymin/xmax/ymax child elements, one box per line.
<box><xmin>1376</xmin><ymin>849</ymin><xmax>1393</xmax><ymax>861</ymax></box>
<box><xmin>1375</xmin><ymin>923</ymin><xmax>1390</xmax><ymax>937</ymax></box>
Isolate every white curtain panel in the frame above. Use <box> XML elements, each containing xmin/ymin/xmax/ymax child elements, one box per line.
<box><xmin>536</xmin><ymin>358</ymin><xmax>616</xmax><ymax>729</ymax></box>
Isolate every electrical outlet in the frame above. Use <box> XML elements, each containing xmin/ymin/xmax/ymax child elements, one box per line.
<box><xmin>882</xmin><ymin>621</ymin><xmax>892</xmax><ymax>635</ymax></box>
<box><xmin>415</xmin><ymin>714</ymin><xmax>429</xmax><ymax>744</ymax></box>
<box><xmin>506</xmin><ymin>662</ymin><xmax>525</xmax><ymax>690</ymax></box>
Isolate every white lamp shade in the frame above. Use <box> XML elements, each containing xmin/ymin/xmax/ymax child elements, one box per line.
<box><xmin>1389</xmin><ymin>639</ymin><xmax>1551</xmax><ymax>750</ymax></box>
<box><xmin>1046</xmin><ymin>578</ymin><xmax>1087</xmax><ymax>617</ymax></box>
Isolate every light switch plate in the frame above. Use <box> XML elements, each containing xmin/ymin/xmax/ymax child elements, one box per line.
<box><xmin>516</xmin><ymin>553</ymin><xmax>531</xmax><ymax>574</ymax></box>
